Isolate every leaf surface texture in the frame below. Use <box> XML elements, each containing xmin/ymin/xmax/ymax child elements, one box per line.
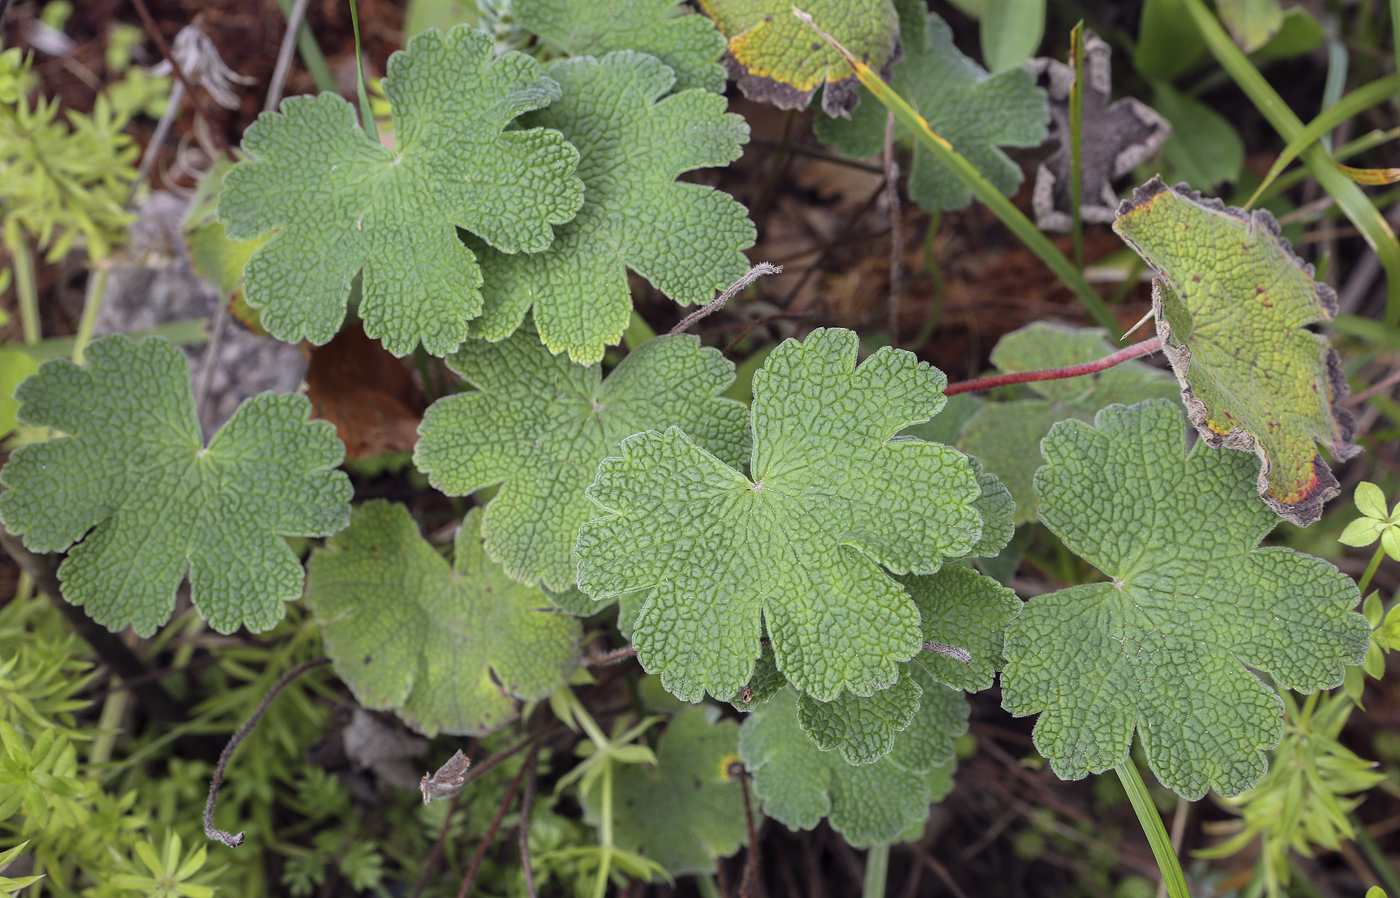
<box><xmin>0</xmin><ymin>335</ymin><xmax>350</xmax><ymax>635</ymax></box>
<box><xmin>1000</xmin><ymin>400</ymin><xmax>1369</xmax><ymax>798</ymax></box>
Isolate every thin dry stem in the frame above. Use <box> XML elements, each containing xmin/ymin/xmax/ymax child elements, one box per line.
<box><xmin>669</xmin><ymin>263</ymin><xmax>783</xmax><ymax>335</ymax></box>
<box><xmin>204</xmin><ymin>657</ymin><xmax>331</xmax><ymax>847</ymax></box>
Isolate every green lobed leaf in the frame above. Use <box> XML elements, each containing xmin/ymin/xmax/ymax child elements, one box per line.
<box><xmin>306</xmin><ymin>502</ymin><xmax>580</xmax><ymax>736</ymax></box>
<box><xmin>585</xmin><ymin>705</ymin><xmax>746</xmax><ymax>876</ymax></box>
<box><xmin>1000</xmin><ymin>400</ymin><xmax>1369</xmax><ymax>798</ymax></box>
<box><xmin>958</xmin><ymin>322</ymin><xmax>1180</xmax><ymax>524</ymax></box>
<box><xmin>797</xmin><ymin>675</ymin><xmax>920</xmax><ymax>766</ymax></box>
<box><xmin>0</xmin><ymin>335</ymin><xmax>350</xmax><ymax>636</ymax></box>
<box><xmin>576</xmin><ymin>328</ymin><xmax>984</xmax><ymax>703</ymax></box>
<box><xmin>218</xmin><ymin>25</ymin><xmax>584</xmax><ymax>356</ymax></box>
<box><xmin>1114</xmin><ymin>177</ymin><xmax>1359</xmax><ymax>526</ymax></box>
<box><xmin>697</xmin><ymin>0</ymin><xmax>899</xmax><ymax>116</ymax></box>
<box><xmin>795</xmin><ymin>565</ymin><xmax>1018</xmax><ymax>766</ymax></box>
<box><xmin>516</xmin><ymin>0</ymin><xmax>727</xmax><ymax>93</ymax></box>
<box><xmin>902</xmin><ymin>563</ymin><xmax>1021</xmax><ymax>692</ymax></box>
<box><xmin>739</xmin><ymin>673</ymin><xmax>965</xmax><ymax>848</ymax></box>
<box><xmin>468</xmin><ymin>51</ymin><xmax>753</xmax><ymax>363</ymax></box>
<box><xmin>415</xmin><ymin>327</ymin><xmax>748</xmax><ymax>592</ymax></box>
<box><xmin>815</xmin><ymin>9</ymin><xmax>1047</xmax><ymax>212</ymax></box>
<box><xmin>729</xmin><ymin>642</ymin><xmax>789</xmax><ymax>711</ymax></box>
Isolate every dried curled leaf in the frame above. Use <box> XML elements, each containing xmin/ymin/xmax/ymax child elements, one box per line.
<box><xmin>1113</xmin><ymin>177</ymin><xmax>1358</xmax><ymax>525</ymax></box>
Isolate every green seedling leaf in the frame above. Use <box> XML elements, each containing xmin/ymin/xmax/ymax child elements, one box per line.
<box><xmin>958</xmin><ymin>322</ymin><xmax>1180</xmax><ymax>523</ymax></box>
<box><xmin>469</xmin><ymin>52</ymin><xmax>753</xmax><ymax>363</ymax></box>
<box><xmin>576</xmin><ymin>328</ymin><xmax>985</xmax><ymax>703</ymax></box>
<box><xmin>1001</xmin><ymin>400</ymin><xmax>1370</xmax><ymax>799</ymax></box>
<box><xmin>796</xmin><ymin>565</ymin><xmax>1018</xmax><ymax>765</ymax></box>
<box><xmin>1028</xmin><ymin>33</ymin><xmax>1170</xmax><ymax>231</ymax></box>
<box><xmin>218</xmin><ymin>26</ymin><xmax>584</xmax><ymax>356</ymax></box>
<box><xmin>699</xmin><ymin>0</ymin><xmax>899</xmax><ymax>116</ymax></box>
<box><xmin>584</xmin><ymin>706</ymin><xmax>746</xmax><ymax>876</ymax></box>
<box><xmin>516</xmin><ymin>0</ymin><xmax>727</xmax><ymax>93</ymax></box>
<box><xmin>306</xmin><ymin>502</ymin><xmax>580</xmax><ymax>736</ymax></box>
<box><xmin>740</xmin><ymin>673</ymin><xmax>964</xmax><ymax>847</ymax></box>
<box><xmin>0</xmin><ymin>335</ymin><xmax>350</xmax><ymax>636</ymax></box>
<box><xmin>1113</xmin><ymin>177</ymin><xmax>1359</xmax><ymax>525</ymax></box>
<box><xmin>415</xmin><ymin>328</ymin><xmax>748</xmax><ymax>592</ymax></box>
<box><xmin>1338</xmin><ymin>481</ymin><xmax>1400</xmax><ymax>561</ymax></box>
<box><xmin>1134</xmin><ymin>0</ymin><xmax>1205</xmax><ymax>81</ymax></box>
<box><xmin>815</xmin><ymin>9</ymin><xmax>1047</xmax><ymax>213</ymax></box>
<box><xmin>961</xmin><ymin>456</ymin><xmax>1016</xmax><ymax>557</ymax></box>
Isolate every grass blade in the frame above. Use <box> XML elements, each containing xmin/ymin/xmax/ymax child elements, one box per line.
<box><xmin>792</xmin><ymin>7</ymin><xmax>1121</xmax><ymax>336</ymax></box>
<box><xmin>1181</xmin><ymin>0</ymin><xmax>1400</xmax><ymax>325</ymax></box>
<box><xmin>1243</xmin><ymin>75</ymin><xmax>1400</xmax><ymax>208</ymax></box>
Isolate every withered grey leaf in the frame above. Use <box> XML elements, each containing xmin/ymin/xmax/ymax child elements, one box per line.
<box><xmin>1026</xmin><ymin>32</ymin><xmax>1170</xmax><ymax>232</ymax></box>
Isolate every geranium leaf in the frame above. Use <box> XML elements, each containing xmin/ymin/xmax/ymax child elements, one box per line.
<box><xmin>218</xmin><ymin>26</ymin><xmax>584</xmax><ymax>356</ymax></box>
<box><xmin>1113</xmin><ymin>177</ymin><xmax>1359</xmax><ymax>525</ymax></box>
<box><xmin>1000</xmin><ymin>400</ymin><xmax>1369</xmax><ymax>798</ymax></box>
<box><xmin>576</xmin><ymin>328</ymin><xmax>984</xmax><ymax>703</ymax></box>
<box><xmin>306</xmin><ymin>502</ymin><xmax>580</xmax><ymax>736</ymax></box>
<box><xmin>584</xmin><ymin>706</ymin><xmax>746</xmax><ymax>876</ymax></box>
<box><xmin>958</xmin><ymin>322</ymin><xmax>1180</xmax><ymax>523</ymax></box>
<box><xmin>468</xmin><ymin>52</ymin><xmax>753</xmax><ymax>364</ymax></box>
<box><xmin>0</xmin><ymin>335</ymin><xmax>350</xmax><ymax>636</ymax></box>
<box><xmin>815</xmin><ymin>9</ymin><xmax>1048</xmax><ymax>212</ymax></box>
<box><xmin>414</xmin><ymin>328</ymin><xmax>747</xmax><ymax>592</ymax></box>
<box><xmin>697</xmin><ymin>0</ymin><xmax>899</xmax><ymax>116</ymax></box>
<box><xmin>739</xmin><ymin>673</ymin><xmax>965</xmax><ymax>848</ymax></box>
<box><xmin>795</xmin><ymin>565</ymin><xmax>1018</xmax><ymax>766</ymax></box>
<box><xmin>516</xmin><ymin>0</ymin><xmax>727</xmax><ymax>93</ymax></box>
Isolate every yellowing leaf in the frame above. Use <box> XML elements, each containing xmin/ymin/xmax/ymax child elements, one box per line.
<box><xmin>1113</xmin><ymin>177</ymin><xmax>1358</xmax><ymax>525</ymax></box>
<box><xmin>699</xmin><ymin>0</ymin><xmax>899</xmax><ymax>116</ymax></box>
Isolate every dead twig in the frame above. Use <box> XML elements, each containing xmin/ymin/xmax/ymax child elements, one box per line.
<box><xmin>669</xmin><ymin>263</ymin><xmax>783</xmax><ymax>336</ymax></box>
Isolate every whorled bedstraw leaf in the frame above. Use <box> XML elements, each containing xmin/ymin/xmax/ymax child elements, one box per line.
<box><xmin>515</xmin><ymin>0</ymin><xmax>727</xmax><ymax>93</ymax></box>
<box><xmin>306</xmin><ymin>502</ymin><xmax>580</xmax><ymax>736</ymax></box>
<box><xmin>740</xmin><ymin>673</ymin><xmax>965</xmax><ymax>847</ymax></box>
<box><xmin>584</xmin><ymin>705</ymin><xmax>746</xmax><ymax>876</ymax></box>
<box><xmin>797</xmin><ymin>565</ymin><xmax>1019</xmax><ymax>765</ymax></box>
<box><xmin>414</xmin><ymin>327</ymin><xmax>748</xmax><ymax>592</ymax></box>
<box><xmin>958</xmin><ymin>322</ymin><xmax>1180</xmax><ymax>524</ymax></box>
<box><xmin>1000</xmin><ymin>400</ymin><xmax>1370</xmax><ymax>799</ymax></box>
<box><xmin>576</xmin><ymin>328</ymin><xmax>983</xmax><ymax>703</ymax></box>
<box><xmin>0</xmin><ymin>335</ymin><xmax>350</xmax><ymax>636</ymax></box>
<box><xmin>218</xmin><ymin>26</ymin><xmax>584</xmax><ymax>356</ymax></box>
<box><xmin>469</xmin><ymin>51</ymin><xmax>754</xmax><ymax>364</ymax></box>
<box><xmin>1114</xmin><ymin>177</ymin><xmax>1359</xmax><ymax>526</ymax></box>
<box><xmin>697</xmin><ymin>0</ymin><xmax>899</xmax><ymax>117</ymax></box>
<box><xmin>814</xmin><ymin>9</ymin><xmax>1048</xmax><ymax>212</ymax></box>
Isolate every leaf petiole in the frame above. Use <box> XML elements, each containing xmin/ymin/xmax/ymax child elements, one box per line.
<box><xmin>1115</xmin><ymin>759</ymin><xmax>1192</xmax><ymax>898</ymax></box>
<box><xmin>944</xmin><ymin>337</ymin><xmax>1163</xmax><ymax>395</ymax></box>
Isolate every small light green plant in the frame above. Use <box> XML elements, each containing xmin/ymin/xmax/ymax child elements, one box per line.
<box><xmin>1196</xmin><ymin>689</ymin><xmax>1384</xmax><ymax>898</ymax></box>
